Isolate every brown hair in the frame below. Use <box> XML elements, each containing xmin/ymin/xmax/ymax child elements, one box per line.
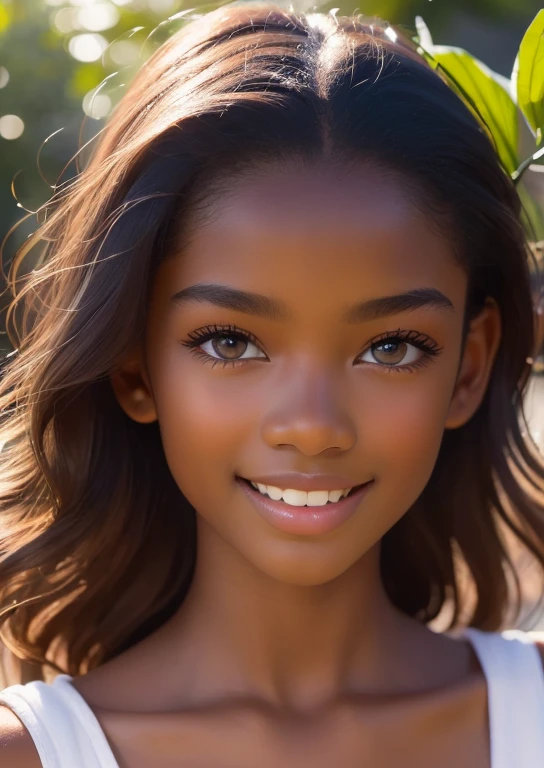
<box><xmin>1</xmin><ymin>3</ymin><xmax>543</xmax><ymax>684</ymax></box>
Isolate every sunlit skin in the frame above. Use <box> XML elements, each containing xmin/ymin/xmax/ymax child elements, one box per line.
<box><xmin>76</xmin><ymin>158</ymin><xmax>506</xmax><ymax>766</ymax></box>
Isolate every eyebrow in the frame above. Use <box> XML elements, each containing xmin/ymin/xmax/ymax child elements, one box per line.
<box><xmin>170</xmin><ymin>284</ymin><xmax>455</xmax><ymax>323</ymax></box>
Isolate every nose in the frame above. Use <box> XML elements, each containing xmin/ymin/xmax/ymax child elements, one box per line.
<box><xmin>261</xmin><ymin>369</ymin><xmax>357</xmax><ymax>456</ymax></box>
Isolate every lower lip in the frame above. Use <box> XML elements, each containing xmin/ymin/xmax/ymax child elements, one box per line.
<box><xmin>236</xmin><ymin>477</ymin><xmax>374</xmax><ymax>536</ymax></box>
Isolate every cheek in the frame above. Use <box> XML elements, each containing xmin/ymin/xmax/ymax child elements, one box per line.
<box><xmin>150</xmin><ymin>356</ymin><xmax>252</xmax><ymax>504</ymax></box>
<box><xmin>361</xmin><ymin>372</ymin><xmax>454</xmax><ymax>503</ymax></box>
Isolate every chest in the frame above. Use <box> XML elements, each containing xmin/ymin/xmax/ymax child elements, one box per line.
<box><xmin>96</xmin><ymin>686</ymin><xmax>490</xmax><ymax>768</ymax></box>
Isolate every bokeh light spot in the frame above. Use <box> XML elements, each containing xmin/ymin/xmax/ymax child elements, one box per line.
<box><xmin>0</xmin><ymin>67</ymin><xmax>9</xmax><ymax>89</ymax></box>
<box><xmin>68</xmin><ymin>33</ymin><xmax>108</xmax><ymax>62</ymax></box>
<box><xmin>82</xmin><ymin>91</ymin><xmax>112</xmax><ymax>119</ymax></box>
<box><xmin>53</xmin><ymin>7</ymin><xmax>81</xmax><ymax>34</ymax></box>
<box><xmin>0</xmin><ymin>115</ymin><xmax>24</xmax><ymax>140</ymax></box>
<box><xmin>77</xmin><ymin>3</ymin><xmax>120</xmax><ymax>32</ymax></box>
<box><xmin>109</xmin><ymin>40</ymin><xmax>139</xmax><ymax>66</ymax></box>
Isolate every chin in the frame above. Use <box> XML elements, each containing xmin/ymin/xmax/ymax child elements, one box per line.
<box><xmin>240</xmin><ymin>541</ymin><xmax>367</xmax><ymax>587</ymax></box>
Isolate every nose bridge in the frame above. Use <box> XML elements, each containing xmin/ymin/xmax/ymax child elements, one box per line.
<box><xmin>261</xmin><ymin>360</ymin><xmax>357</xmax><ymax>454</ymax></box>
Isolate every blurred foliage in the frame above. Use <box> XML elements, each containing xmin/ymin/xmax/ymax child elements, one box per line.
<box><xmin>1</xmin><ymin>0</ymin><xmax>544</xmax><ymax>356</ymax></box>
<box><xmin>414</xmin><ymin>11</ymin><xmax>544</xmax><ymax>242</ymax></box>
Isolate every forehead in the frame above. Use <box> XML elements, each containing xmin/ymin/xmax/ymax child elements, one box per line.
<box><xmin>162</xmin><ymin>160</ymin><xmax>465</xmax><ymax>310</ymax></box>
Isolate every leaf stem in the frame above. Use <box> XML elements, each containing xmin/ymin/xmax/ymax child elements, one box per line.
<box><xmin>512</xmin><ymin>146</ymin><xmax>544</xmax><ymax>183</ymax></box>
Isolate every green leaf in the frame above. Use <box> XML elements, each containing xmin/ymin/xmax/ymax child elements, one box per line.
<box><xmin>517</xmin><ymin>181</ymin><xmax>544</xmax><ymax>242</ymax></box>
<box><xmin>425</xmin><ymin>45</ymin><xmax>519</xmax><ymax>176</ymax></box>
<box><xmin>512</xmin><ymin>9</ymin><xmax>544</xmax><ymax>146</ymax></box>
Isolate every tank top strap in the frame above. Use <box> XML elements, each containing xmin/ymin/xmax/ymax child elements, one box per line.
<box><xmin>0</xmin><ymin>673</ymin><xmax>120</xmax><ymax>768</ymax></box>
<box><xmin>465</xmin><ymin>627</ymin><xmax>544</xmax><ymax>768</ymax></box>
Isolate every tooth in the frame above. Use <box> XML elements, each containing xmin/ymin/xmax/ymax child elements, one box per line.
<box><xmin>306</xmin><ymin>490</ymin><xmax>330</xmax><ymax>507</ymax></box>
<box><xmin>266</xmin><ymin>485</ymin><xmax>283</xmax><ymax>501</ymax></box>
<box><xmin>282</xmin><ymin>489</ymin><xmax>308</xmax><ymax>506</ymax></box>
<box><xmin>249</xmin><ymin>482</ymin><xmax>354</xmax><ymax>506</ymax></box>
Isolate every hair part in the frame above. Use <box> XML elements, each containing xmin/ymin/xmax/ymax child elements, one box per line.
<box><xmin>0</xmin><ymin>3</ymin><xmax>543</xmax><ymax>682</ymax></box>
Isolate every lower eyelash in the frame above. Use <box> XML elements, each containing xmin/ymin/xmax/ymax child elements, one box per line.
<box><xmin>186</xmin><ymin>348</ymin><xmax>246</xmax><ymax>369</ymax></box>
<box><xmin>378</xmin><ymin>357</ymin><xmax>429</xmax><ymax>374</ymax></box>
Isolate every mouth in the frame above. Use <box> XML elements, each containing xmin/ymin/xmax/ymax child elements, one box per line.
<box><xmin>238</xmin><ymin>477</ymin><xmax>366</xmax><ymax>505</ymax></box>
<box><xmin>235</xmin><ymin>476</ymin><xmax>374</xmax><ymax>536</ymax></box>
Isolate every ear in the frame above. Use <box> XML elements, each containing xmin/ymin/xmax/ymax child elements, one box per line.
<box><xmin>109</xmin><ymin>346</ymin><xmax>158</xmax><ymax>424</ymax></box>
<box><xmin>445</xmin><ymin>298</ymin><xmax>502</xmax><ymax>430</ymax></box>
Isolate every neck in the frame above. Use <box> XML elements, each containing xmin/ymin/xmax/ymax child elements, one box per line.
<box><xmin>159</xmin><ymin>519</ymin><xmax>442</xmax><ymax>710</ymax></box>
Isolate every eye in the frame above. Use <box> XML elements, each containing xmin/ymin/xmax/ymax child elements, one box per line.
<box><xmin>361</xmin><ymin>340</ymin><xmax>421</xmax><ymax>366</ymax></box>
<box><xmin>357</xmin><ymin>330</ymin><xmax>443</xmax><ymax>372</ymax></box>
<box><xmin>200</xmin><ymin>333</ymin><xmax>266</xmax><ymax>361</ymax></box>
<box><xmin>181</xmin><ymin>324</ymin><xmax>267</xmax><ymax>368</ymax></box>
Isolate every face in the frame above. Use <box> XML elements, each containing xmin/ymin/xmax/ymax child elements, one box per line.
<box><xmin>112</xmin><ymin>159</ymin><xmax>501</xmax><ymax>586</ymax></box>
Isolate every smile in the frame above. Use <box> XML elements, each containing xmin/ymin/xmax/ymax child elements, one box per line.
<box><xmin>236</xmin><ymin>476</ymin><xmax>374</xmax><ymax>536</ymax></box>
<box><xmin>242</xmin><ymin>479</ymin><xmax>359</xmax><ymax>507</ymax></box>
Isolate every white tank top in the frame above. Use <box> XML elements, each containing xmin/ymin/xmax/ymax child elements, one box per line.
<box><xmin>0</xmin><ymin>628</ymin><xmax>543</xmax><ymax>767</ymax></box>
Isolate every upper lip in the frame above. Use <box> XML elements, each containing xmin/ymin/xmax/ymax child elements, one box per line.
<box><xmin>238</xmin><ymin>473</ymin><xmax>371</xmax><ymax>492</ymax></box>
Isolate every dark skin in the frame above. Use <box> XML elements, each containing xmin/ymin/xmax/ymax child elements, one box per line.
<box><xmin>2</xmin><ymin>158</ymin><xmax>543</xmax><ymax>766</ymax></box>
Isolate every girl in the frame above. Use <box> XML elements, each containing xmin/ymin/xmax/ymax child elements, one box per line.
<box><xmin>0</xmin><ymin>3</ymin><xmax>543</xmax><ymax>766</ymax></box>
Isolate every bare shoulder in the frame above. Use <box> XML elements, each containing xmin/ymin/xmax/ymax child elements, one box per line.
<box><xmin>0</xmin><ymin>705</ymin><xmax>42</xmax><ymax>767</ymax></box>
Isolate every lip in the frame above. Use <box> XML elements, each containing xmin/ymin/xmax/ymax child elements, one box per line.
<box><xmin>236</xmin><ymin>476</ymin><xmax>374</xmax><ymax>536</ymax></box>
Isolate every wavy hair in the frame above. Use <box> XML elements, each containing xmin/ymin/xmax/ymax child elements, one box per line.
<box><xmin>1</xmin><ymin>3</ymin><xmax>543</xmax><ymax>683</ymax></box>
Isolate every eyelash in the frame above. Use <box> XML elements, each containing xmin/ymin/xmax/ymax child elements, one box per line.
<box><xmin>181</xmin><ymin>323</ymin><xmax>443</xmax><ymax>373</ymax></box>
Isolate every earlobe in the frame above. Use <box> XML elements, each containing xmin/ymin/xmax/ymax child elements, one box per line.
<box><xmin>445</xmin><ymin>298</ymin><xmax>502</xmax><ymax>430</ymax></box>
<box><xmin>109</xmin><ymin>348</ymin><xmax>158</xmax><ymax>424</ymax></box>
